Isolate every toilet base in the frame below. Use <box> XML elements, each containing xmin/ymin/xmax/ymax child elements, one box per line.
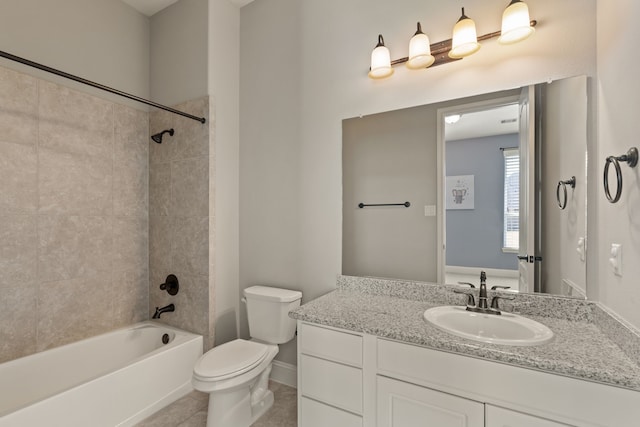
<box><xmin>204</xmin><ymin>382</ymin><xmax>274</xmax><ymax>427</ymax></box>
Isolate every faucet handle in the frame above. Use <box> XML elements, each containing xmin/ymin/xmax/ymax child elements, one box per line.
<box><xmin>490</xmin><ymin>295</ymin><xmax>516</xmax><ymax>311</ymax></box>
<box><xmin>454</xmin><ymin>289</ymin><xmax>476</xmax><ymax>307</ymax></box>
<box><xmin>490</xmin><ymin>285</ymin><xmax>511</xmax><ymax>291</ymax></box>
<box><xmin>457</xmin><ymin>282</ymin><xmax>476</xmax><ymax>288</ymax></box>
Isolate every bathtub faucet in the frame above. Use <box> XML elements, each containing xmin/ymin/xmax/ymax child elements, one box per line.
<box><xmin>152</xmin><ymin>304</ymin><xmax>175</xmax><ymax>319</ymax></box>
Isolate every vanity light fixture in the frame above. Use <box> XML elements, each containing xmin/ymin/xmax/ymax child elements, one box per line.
<box><xmin>499</xmin><ymin>0</ymin><xmax>535</xmax><ymax>45</ymax></box>
<box><xmin>368</xmin><ymin>1</ymin><xmax>536</xmax><ymax>79</ymax></box>
<box><xmin>450</xmin><ymin>8</ymin><xmax>481</xmax><ymax>59</ymax></box>
<box><xmin>445</xmin><ymin>114</ymin><xmax>461</xmax><ymax>124</ymax></box>
<box><xmin>407</xmin><ymin>22</ymin><xmax>435</xmax><ymax>69</ymax></box>
<box><xmin>368</xmin><ymin>35</ymin><xmax>394</xmax><ymax>79</ymax></box>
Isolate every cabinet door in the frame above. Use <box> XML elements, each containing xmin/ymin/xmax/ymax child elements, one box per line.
<box><xmin>377</xmin><ymin>376</ymin><xmax>484</xmax><ymax>427</ymax></box>
<box><xmin>300</xmin><ymin>397</ymin><xmax>362</xmax><ymax>427</ymax></box>
<box><xmin>486</xmin><ymin>405</ymin><xmax>574</xmax><ymax>427</ymax></box>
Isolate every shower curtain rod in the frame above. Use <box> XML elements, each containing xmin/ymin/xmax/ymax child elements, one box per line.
<box><xmin>0</xmin><ymin>49</ymin><xmax>206</xmax><ymax>124</ymax></box>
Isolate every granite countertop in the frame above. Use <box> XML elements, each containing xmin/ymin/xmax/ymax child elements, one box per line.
<box><xmin>289</xmin><ymin>276</ymin><xmax>640</xmax><ymax>392</ymax></box>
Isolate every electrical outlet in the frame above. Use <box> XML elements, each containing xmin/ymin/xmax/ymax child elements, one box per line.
<box><xmin>609</xmin><ymin>243</ymin><xmax>622</xmax><ymax>276</ymax></box>
<box><xmin>424</xmin><ymin>205</ymin><xmax>436</xmax><ymax>217</ymax></box>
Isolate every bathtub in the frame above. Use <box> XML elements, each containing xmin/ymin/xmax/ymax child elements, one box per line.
<box><xmin>0</xmin><ymin>321</ymin><xmax>203</xmax><ymax>427</ymax></box>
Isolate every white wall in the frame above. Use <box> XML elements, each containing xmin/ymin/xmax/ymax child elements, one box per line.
<box><xmin>0</xmin><ymin>0</ymin><xmax>149</xmax><ymax>102</ymax></box>
<box><xmin>209</xmin><ymin>0</ymin><xmax>241</xmax><ymax>346</ymax></box>
<box><xmin>596</xmin><ymin>0</ymin><xmax>640</xmax><ymax>327</ymax></box>
<box><xmin>151</xmin><ymin>0</ymin><xmax>209</xmax><ymax>105</ymax></box>
<box><xmin>240</xmin><ymin>0</ymin><xmax>597</xmax><ymax>363</ymax></box>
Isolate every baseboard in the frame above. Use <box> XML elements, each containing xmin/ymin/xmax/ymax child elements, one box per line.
<box><xmin>270</xmin><ymin>360</ymin><xmax>297</xmax><ymax>388</ymax></box>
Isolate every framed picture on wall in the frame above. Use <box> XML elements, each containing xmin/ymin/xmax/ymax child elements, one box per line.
<box><xmin>446</xmin><ymin>175</ymin><xmax>475</xmax><ymax>210</ymax></box>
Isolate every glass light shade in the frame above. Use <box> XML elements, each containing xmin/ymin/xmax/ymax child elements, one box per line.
<box><xmin>445</xmin><ymin>114</ymin><xmax>461</xmax><ymax>124</ymax></box>
<box><xmin>449</xmin><ymin>8</ymin><xmax>481</xmax><ymax>59</ymax></box>
<box><xmin>499</xmin><ymin>0</ymin><xmax>534</xmax><ymax>45</ymax></box>
<box><xmin>406</xmin><ymin>23</ymin><xmax>435</xmax><ymax>70</ymax></box>
<box><xmin>368</xmin><ymin>35</ymin><xmax>394</xmax><ymax>79</ymax></box>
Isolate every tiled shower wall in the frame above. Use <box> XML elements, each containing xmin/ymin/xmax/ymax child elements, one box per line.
<box><xmin>149</xmin><ymin>97</ymin><xmax>214</xmax><ymax>350</ymax></box>
<box><xmin>0</xmin><ymin>66</ymin><xmax>149</xmax><ymax>363</ymax></box>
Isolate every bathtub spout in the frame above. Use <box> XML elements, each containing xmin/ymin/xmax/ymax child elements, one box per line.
<box><xmin>152</xmin><ymin>304</ymin><xmax>175</xmax><ymax>319</ymax></box>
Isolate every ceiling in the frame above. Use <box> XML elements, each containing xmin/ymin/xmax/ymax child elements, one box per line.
<box><xmin>445</xmin><ymin>104</ymin><xmax>519</xmax><ymax>141</ymax></box>
<box><xmin>121</xmin><ymin>0</ymin><xmax>254</xmax><ymax>17</ymax></box>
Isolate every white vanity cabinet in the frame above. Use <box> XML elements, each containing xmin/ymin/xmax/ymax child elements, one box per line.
<box><xmin>486</xmin><ymin>405</ymin><xmax>572</xmax><ymax>427</ymax></box>
<box><xmin>297</xmin><ymin>322</ymin><xmax>364</xmax><ymax>427</ymax></box>
<box><xmin>297</xmin><ymin>321</ymin><xmax>640</xmax><ymax>427</ymax></box>
<box><xmin>377</xmin><ymin>376</ymin><xmax>484</xmax><ymax>427</ymax></box>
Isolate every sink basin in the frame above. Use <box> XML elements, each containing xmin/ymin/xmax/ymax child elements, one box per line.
<box><xmin>423</xmin><ymin>306</ymin><xmax>554</xmax><ymax>346</ymax></box>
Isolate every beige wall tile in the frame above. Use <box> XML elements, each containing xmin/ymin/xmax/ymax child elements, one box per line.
<box><xmin>0</xmin><ymin>285</ymin><xmax>37</xmax><ymax>363</ymax></box>
<box><xmin>149</xmin><ymin>164</ymin><xmax>171</xmax><ymax>216</ymax></box>
<box><xmin>113</xmin><ymin>269</ymin><xmax>149</xmax><ymax>327</ymax></box>
<box><xmin>38</xmin><ymin>215</ymin><xmax>113</xmax><ymax>282</ymax></box>
<box><xmin>39</xmin><ymin>147</ymin><xmax>113</xmax><ymax>216</ymax></box>
<box><xmin>0</xmin><ymin>141</ymin><xmax>37</xmax><ymax>215</ymax></box>
<box><xmin>0</xmin><ymin>67</ymin><xmax>38</xmax><ymax>147</ymax></box>
<box><xmin>39</xmin><ymin>81</ymin><xmax>114</xmax><ymax>159</ymax></box>
<box><xmin>114</xmin><ymin>105</ymin><xmax>149</xmax><ymax>217</ymax></box>
<box><xmin>0</xmin><ymin>215</ymin><xmax>37</xmax><ymax>288</ymax></box>
<box><xmin>150</xmin><ymin>109</ymin><xmax>174</xmax><ymax>164</ymax></box>
<box><xmin>149</xmin><ymin>214</ymin><xmax>172</xmax><ymax>275</ymax></box>
<box><xmin>171</xmin><ymin>157</ymin><xmax>209</xmax><ymax>217</ymax></box>
<box><xmin>113</xmin><ymin>216</ymin><xmax>148</xmax><ymax>272</ymax></box>
<box><xmin>172</xmin><ymin>216</ymin><xmax>208</xmax><ymax>276</ymax></box>
<box><xmin>37</xmin><ymin>274</ymin><xmax>113</xmax><ymax>351</ymax></box>
<box><xmin>155</xmin><ymin>273</ymin><xmax>208</xmax><ymax>338</ymax></box>
<box><xmin>172</xmin><ymin>97</ymin><xmax>209</xmax><ymax>161</ymax></box>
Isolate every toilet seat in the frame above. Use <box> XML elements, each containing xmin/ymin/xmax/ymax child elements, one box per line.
<box><xmin>193</xmin><ymin>339</ymin><xmax>269</xmax><ymax>382</ymax></box>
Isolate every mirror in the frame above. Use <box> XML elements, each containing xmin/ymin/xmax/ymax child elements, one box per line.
<box><xmin>342</xmin><ymin>76</ymin><xmax>588</xmax><ymax>297</ymax></box>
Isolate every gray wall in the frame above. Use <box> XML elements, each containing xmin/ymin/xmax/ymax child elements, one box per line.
<box><xmin>0</xmin><ymin>0</ymin><xmax>149</xmax><ymax>103</ymax></box>
<box><xmin>446</xmin><ymin>134</ymin><xmax>519</xmax><ymax>271</ymax></box>
<box><xmin>343</xmin><ymin>105</ymin><xmax>439</xmax><ymax>282</ymax></box>
<box><xmin>150</xmin><ymin>0</ymin><xmax>209</xmax><ymax>106</ymax></box>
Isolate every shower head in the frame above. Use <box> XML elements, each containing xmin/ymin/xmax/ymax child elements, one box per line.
<box><xmin>151</xmin><ymin>128</ymin><xmax>174</xmax><ymax>144</ymax></box>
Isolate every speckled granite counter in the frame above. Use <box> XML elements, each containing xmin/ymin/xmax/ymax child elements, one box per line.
<box><xmin>289</xmin><ymin>275</ymin><xmax>640</xmax><ymax>392</ymax></box>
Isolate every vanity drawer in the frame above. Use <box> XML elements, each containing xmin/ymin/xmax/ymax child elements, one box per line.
<box><xmin>300</xmin><ymin>354</ymin><xmax>363</xmax><ymax>414</ymax></box>
<box><xmin>300</xmin><ymin>397</ymin><xmax>362</xmax><ymax>427</ymax></box>
<box><xmin>300</xmin><ymin>322</ymin><xmax>362</xmax><ymax>367</ymax></box>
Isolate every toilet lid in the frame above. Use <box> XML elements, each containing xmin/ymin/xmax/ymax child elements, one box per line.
<box><xmin>194</xmin><ymin>339</ymin><xmax>269</xmax><ymax>380</ymax></box>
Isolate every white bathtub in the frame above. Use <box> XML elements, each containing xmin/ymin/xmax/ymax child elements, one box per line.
<box><xmin>0</xmin><ymin>321</ymin><xmax>203</xmax><ymax>427</ymax></box>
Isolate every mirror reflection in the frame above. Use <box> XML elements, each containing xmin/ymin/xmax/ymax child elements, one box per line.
<box><xmin>342</xmin><ymin>76</ymin><xmax>587</xmax><ymax>297</ymax></box>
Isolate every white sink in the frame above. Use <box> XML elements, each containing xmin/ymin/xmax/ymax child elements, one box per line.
<box><xmin>423</xmin><ymin>306</ymin><xmax>554</xmax><ymax>346</ymax></box>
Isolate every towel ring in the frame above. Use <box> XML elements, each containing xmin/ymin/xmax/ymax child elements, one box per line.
<box><xmin>604</xmin><ymin>147</ymin><xmax>638</xmax><ymax>203</ymax></box>
<box><xmin>556</xmin><ymin>176</ymin><xmax>576</xmax><ymax>210</ymax></box>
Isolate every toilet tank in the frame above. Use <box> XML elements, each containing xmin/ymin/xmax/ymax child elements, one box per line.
<box><xmin>244</xmin><ymin>286</ymin><xmax>302</xmax><ymax>344</ymax></box>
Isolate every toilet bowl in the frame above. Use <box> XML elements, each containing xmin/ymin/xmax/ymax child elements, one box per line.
<box><xmin>192</xmin><ymin>286</ymin><xmax>302</xmax><ymax>427</ymax></box>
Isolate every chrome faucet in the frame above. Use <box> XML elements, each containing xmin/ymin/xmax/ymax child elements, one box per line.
<box><xmin>454</xmin><ymin>271</ymin><xmax>514</xmax><ymax>315</ymax></box>
<box><xmin>152</xmin><ymin>303</ymin><xmax>175</xmax><ymax>319</ymax></box>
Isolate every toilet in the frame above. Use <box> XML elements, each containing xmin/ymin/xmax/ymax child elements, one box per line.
<box><xmin>192</xmin><ymin>285</ymin><xmax>302</xmax><ymax>427</ymax></box>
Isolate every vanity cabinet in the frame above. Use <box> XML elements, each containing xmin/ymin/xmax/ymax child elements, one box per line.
<box><xmin>486</xmin><ymin>405</ymin><xmax>572</xmax><ymax>427</ymax></box>
<box><xmin>377</xmin><ymin>376</ymin><xmax>484</xmax><ymax>427</ymax></box>
<box><xmin>297</xmin><ymin>321</ymin><xmax>640</xmax><ymax>427</ymax></box>
<box><xmin>297</xmin><ymin>323</ymin><xmax>363</xmax><ymax>427</ymax></box>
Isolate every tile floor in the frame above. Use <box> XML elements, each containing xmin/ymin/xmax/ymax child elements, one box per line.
<box><xmin>134</xmin><ymin>381</ymin><xmax>297</xmax><ymax>427</ymax></box>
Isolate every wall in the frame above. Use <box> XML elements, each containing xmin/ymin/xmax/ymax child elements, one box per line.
<box><xmin>0</xmin><ymin>65</ymin><xmax>149</xmax><ymax>363</ymax></box>
<box><xmin>0</xmin><ymin>0</ymin><xmax>149</xmax><ymax>103</ymax></box>
<box><xmin>446</xmin><ymin>134</ymin><xmax>519</xmax><ymax>271</ymax></box>
<box><xmin>240</xmin><ymin>0</ymin><xmax>597</xmax><ymax>365</ymax></box>
<box><xmin>342</xmin><ymin>105</ymin><xmax>439</xmax><ymax>282</ymax></box>
<box><xmin>148</xmin><ymin>97</ymin><xmax>214</xmax><ymax>349</ymax></box>
<box><xmin>596</xmin><ymin>0</ymin><xmax>640</xmax><ymax>327</ymax></box>
<box><xmin>209</xmin><ymin>0</ymin><xmax>241</xmax><ymax>346</ymax></box>
<box><xmin>151</xmin><ymin>0</ymin><xmax>209</xmax><ymax>106</ymax></box>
